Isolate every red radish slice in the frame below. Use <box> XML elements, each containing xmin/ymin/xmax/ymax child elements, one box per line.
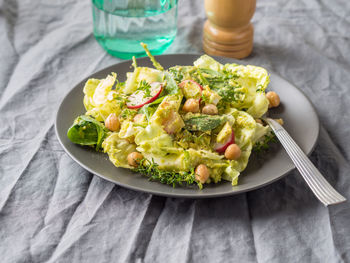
<box><xmin>214</xmin><ymin>131</ymin><xmax>235</xmax><ymax>154</ymax></box>
<box><xmin>179</xmin><ymin>80</ymin><xmax>203</xmax><ymax>101</ymax></box>
<box><xmin>127</xmin><ymin>82</ymin><xmax>162</xmax><ymax>109</ymax></box>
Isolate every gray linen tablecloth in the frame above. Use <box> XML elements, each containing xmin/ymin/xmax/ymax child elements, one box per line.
<box><xmin>1</xmin><ymin>0</ymin><xmax>350</xmax><ymax>262</ymax></box>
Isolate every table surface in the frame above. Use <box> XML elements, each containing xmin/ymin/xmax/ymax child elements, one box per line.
<box><xmin>1</xmin><ymin>0</ymin><xmax>350</xmax><ymax>262</ymax></box>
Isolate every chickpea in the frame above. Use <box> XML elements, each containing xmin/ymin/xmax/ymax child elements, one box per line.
<box><xmin>224</xmin><ymin>144</ymin><xmax>241</xmax><ymax>160</ymax></box>
<box><xmin>105</xmin><ymin>113</ymin><xmax>120</xmax><ymax>131</ymax></box>
<box><xmin>182</xmin><ymin>98</ymin><xmax>200</xmax><ymax>113</ymax></box>
<box><xmin>195</xmin><ymin>164</ymin><xmax>210</xmax><ymax>184</ymax></box>
<box><xmin>266</xmin><ymin>91</ymin><xmax>280</xmax><ymax>108</ymax></box>
<box><xmin>127</xmin><ymin>152</ymin><xmax>143</xmax><ymax>167</ymax></box>
<box><xmin>202</xmin><ymin>104</ymin><xmax>218</xmax><ymax>115</ymax></box>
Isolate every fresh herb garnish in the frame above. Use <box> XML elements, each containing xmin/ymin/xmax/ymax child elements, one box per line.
<box><xmin>184</xmin><ymin>114</ymin><xmax>225</xmax><ymax>132</ymax></box>
<box><xmin>138</xmin><ymin>80</ymin><xmax>152</xmax><ymax>98</ymax></box>
<box><xmin>195</xmin><ymin>68</ymin><xmax>244</xmax><ymax>103</ymax></box>
<box><xmin>120</xmin><ymin>108</ymin><xmax>135</xmax><ymax>119</ymax></box>
<box><xmin>195</xmin><ymin>68</ymin><xmax>210</xmax><ymax>86</ymax></box>
<box><xmin>139</xmin><ymin>96</ymin><xmax>165</xmax><ymax>120</ymax></box>
<box><xmin>133</xmin><ymin>158</ymin><xmax>202</xmax><ymax>188</ymax></box>
<box><xmin>216</xmin><ymin>86</ymin><xmax>245</xmax><ymax>103</ymax></box>
<box><xmin>201</xmin><ymin>93</ymin><xmax>210</xmax><ymax>104</ymax></box>
<box><xmin>169</xmin><ymin>66</ymin><xmax>243</xmax><ymax>103</ymax></box>
<box><xmin>168</xmin><ymin>67</ymin><xmax>186</xmax><ymax>83</ymax></box>
<box><xmin>253</xmin><ymin>132</ymin><xmax>277</xmax><ymax>153</ymax></box>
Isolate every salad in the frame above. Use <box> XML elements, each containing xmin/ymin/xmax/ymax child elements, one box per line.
<box><xmin>67</xmin><ymin>45</ymin><xmax>281</xmax><ymax>188</ymax></box>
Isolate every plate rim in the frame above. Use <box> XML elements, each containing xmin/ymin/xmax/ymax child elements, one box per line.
<box><xmin>55</xmin><ymin>54</ymin><xmax>320</xmax><ymax>198</ymax></box>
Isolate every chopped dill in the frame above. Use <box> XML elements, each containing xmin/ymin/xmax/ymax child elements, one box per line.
<box><xmin>138</xmin><ymin>80</ymin><xmax>152</xmax><ymax>98</ymax></box>
<box><xmin>133</xmin><ymin>158</ymin><xmax>202</xmax><ymax>189</ymax></box>
<box><xmin>253</xmin><ymin>132</ymin><xmax>277</xmax><ymax>153</ymax></box>
<box><xmin>120</xmin><ymin>108</ymin><xmax>135</xmax><ymax>119</ymax></box>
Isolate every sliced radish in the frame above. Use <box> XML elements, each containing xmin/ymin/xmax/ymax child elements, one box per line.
<box><xmin>179</xmin><ymin>80</ymin><xmax>203</xmax><ymax>101</ymax></box>
<box><xmin>127</xmin><ymin>82</ymin><xmax>162</xmax><ymax>109</ymax></box>
<box><xmin>214</xmin><ymin>131</ymin><xmax>235</xmax><ymax>154</ymax></box>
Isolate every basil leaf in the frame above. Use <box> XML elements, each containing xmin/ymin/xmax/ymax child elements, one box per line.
<box><xmin>67</xmin><ymin>115</ymin><xmax>107</xmax><ymax>150</ymax></box>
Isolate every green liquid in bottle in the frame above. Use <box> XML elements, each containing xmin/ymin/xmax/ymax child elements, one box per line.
<box><xmin>92</xmin><ymin>0</ymin><xmax>178</xmax><ymax>59</ymax></box>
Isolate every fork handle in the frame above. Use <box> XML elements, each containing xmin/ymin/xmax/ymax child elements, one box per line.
<box><xmin>265</xmin><ymin>118</ymin><xmax>346</xmax><ymax>206</ymax></box>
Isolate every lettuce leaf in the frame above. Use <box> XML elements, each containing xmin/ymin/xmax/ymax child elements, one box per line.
<box><xmin>192</xmin><ymin>55</ymin><xmax>270</xmax><ymax>118</ymax></box>
<box><xmin>123</xmin><ymin>67</ymin><xmax>163</xmax><ymax>95</ymax></box>
<box><xmin>150</xmin><ymin>94</ymin><xmax>183</xmax><ymax>125</ymax></box>
<box><xmin>86</xmin><ymin>101</ymin><xmax>122</xmax><ymax>122</ymax></box>
<box><xmin>139</xmin><ymin>96</ymin><xmax>165</xmax><ymax>121</ymax></box>
<box><xmin>134</xmin><ymin>124</ymin><xmax>174</xmax><ymax>156</ymax></box>
<box><xmin>92</xmin><ymin>73</ymin><xmax>116</xmax><ymax>105</ymax></box>
<box><xmin>83</xmin><ymin>79</ymin><xmax>100</xmax><ymax>111</ymax></box>
<box><xmin>102</xmin><ymin>133</ymin><xmax>137</xmax><ymax>168</ymax></box>
<box><xmin>222</xmin><ymin>166</ymin><xmax>240</xmax><ymax>185</ymax></box>
<box><xmin>134</xmin><ymin>123</ymin><xmax>190</xmax><ymax>171</ymax></box>
<box><xmin>194</xmin><ymin>55</ymin><xmax>225</xmax><ymax>72</ymax></box>
<box><xmin>218</xmin><ymin>109</ymin><xmax>257</xmax><ymax>184</ymax></box>
<box><xmin>224</xmin><ymin>64</ymin><xmax>270</xmax><ymax>117</ymax></box>
<box><xmin>163</xmin><ymin>71</ymin><xmax>180</xmax><ymax>95</ymax></box>
<box><xmin>118</xmin><ymin>120</ymin><xmax>142</xmax><ymax>139</ymax></box>
<box><xmin>83</xmin><ymin>73</ymin><xmax>123</xmax><ymax>121</ymax></box>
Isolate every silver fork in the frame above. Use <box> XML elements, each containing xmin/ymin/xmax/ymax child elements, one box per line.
<box><xmin>264</xmin><ymin>118</ymin><xmax>346</xmax><ymax>206</ymax></box>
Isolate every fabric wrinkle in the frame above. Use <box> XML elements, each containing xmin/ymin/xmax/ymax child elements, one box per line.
<box><xmin>122</xmin><ymin>195</ymin><xmax>166</xmax><ymax>263</ymax></box>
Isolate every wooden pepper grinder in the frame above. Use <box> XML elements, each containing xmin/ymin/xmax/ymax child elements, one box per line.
<box><xmin>203</xmin><ymin>0</ymin><xmax>256</xmax><ymax>59</ymax></box>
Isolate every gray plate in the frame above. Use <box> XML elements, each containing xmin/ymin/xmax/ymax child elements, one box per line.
<box><xmin>55</xmin><ymin>54</ymin><xmax>319</xmax><ymax>198</ymax></box>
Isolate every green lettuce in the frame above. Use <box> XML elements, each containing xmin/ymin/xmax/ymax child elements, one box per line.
<box><xmin>83</xmin><ymin>73</ymin><xmax>123</xmax><ymax>121</ymax></box>
<box><xmin>194</xmin><ymin>55</ymin><xmax>225</xmax><ymax>72</ymax></box>
<box><xmin>102</xmin><ymin>133</ymin><xmax>137</xmax><ymax>168</ymax></box>
<box><xmin>225</xmin><ymin>64</ymin><xmax>270</xmax><ymax>117</ymax></box>
<box><xmin>221</xmin><ymin>109</ymin><xmax>257</xmax><ymax>184</ymax></box>
<box><xmin>133</xmin><ymin>123</ymin><xmax>190</xmax><ymax>171</ymax></box>
<box><xmin>123</xmin><ymin>67</ymin><xmax>163</xmax><ymax>95</ymax></box>
<box><xmin>193</xmin><ymin>55</ymin><xmax>270</xmax><ymax>118</ymax></box>
<box><xmin>134</xmin><ymin>124</ymin><xmax>174</xmax><ymax>156</ymax></box>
